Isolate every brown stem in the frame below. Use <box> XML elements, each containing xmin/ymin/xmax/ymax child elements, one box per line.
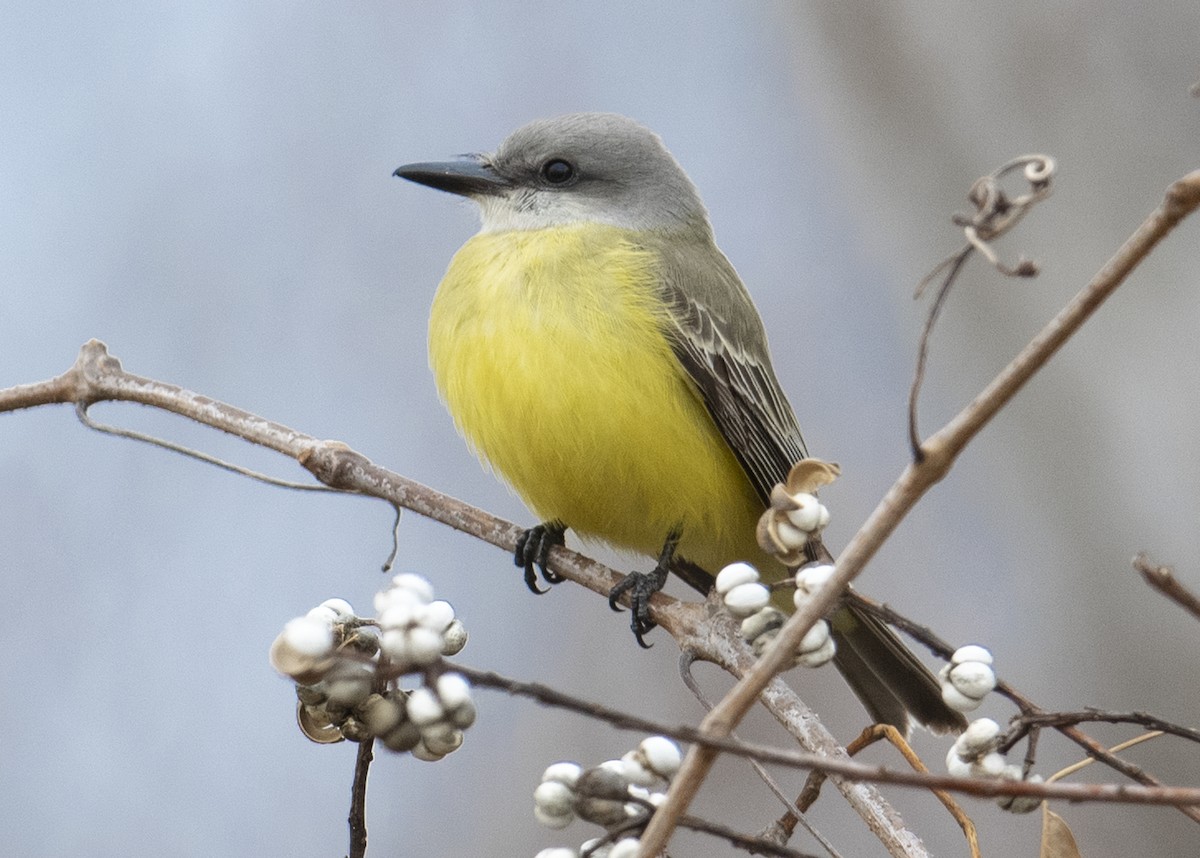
<box><xmin>1134</xmin><ymin>553</ymin><xmax>1200</xmax><ymax>622</ymax></box>
<box><xmin>348</xmin><ymin>738</ymin><xmax>374</xmax><ymax>858</ymax></box>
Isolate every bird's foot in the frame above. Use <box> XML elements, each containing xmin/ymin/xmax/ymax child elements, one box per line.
<box><xmin>608</xmin><ymin>529</ymin><xmax>680</xmax><ymax>648</ymax></box>
<box><xmin>514</xmin><ymin>520</ymin><xmax>566</xmax><ymax>594</ymax></box>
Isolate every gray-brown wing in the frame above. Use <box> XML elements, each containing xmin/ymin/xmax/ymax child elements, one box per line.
<box><xmin>653</xmin><ymin>234</ymin><xmax>807</xmax><ymax>503</ymax></box>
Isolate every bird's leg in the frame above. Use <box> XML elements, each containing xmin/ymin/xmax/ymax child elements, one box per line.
<box><xmin>514</xmin><ymin>520</ymin><xmax>567</xmax><ymax>594</ymax></box>
<box><xmin>608</xmin><ymin>528</ymin><xmax>680</xmax><ymax>648</ymax></box>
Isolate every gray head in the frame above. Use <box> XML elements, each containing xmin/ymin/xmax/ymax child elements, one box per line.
<box><xmin>395</xmin><ymin>113</ymin><xmax>711</xmax><ymax>234</ymax></box>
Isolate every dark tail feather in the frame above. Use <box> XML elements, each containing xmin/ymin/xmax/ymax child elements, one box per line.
<box><xmin>830</xmin><ymin>602</ymin><xmax>967</xmax><ymax>737</ymax></box>
<box><xmin>831</xmin><ymin>634</ymin><xmax>913</xmax><ymax>734</ymax></box>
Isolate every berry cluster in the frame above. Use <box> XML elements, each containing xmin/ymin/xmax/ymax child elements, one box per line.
<box><xmin>533</xmin><ymin>736</ymin><xmax>683</xmax><ymax>858</ymax></box>
<box><xmin>269</xmin><ymin>573</ymin><xmax>471</xmax><ymax>760</ymax></box>
<box><xmin>716</xmin><ymin>561</ymin><xmax>837</xmax><ymax>667</ymax></box>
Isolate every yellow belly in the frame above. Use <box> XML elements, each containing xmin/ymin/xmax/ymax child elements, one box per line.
<box><xmin>428</xmin><ymin>224</ymin><xmax>768</xmax><ymax>574</ymax></box>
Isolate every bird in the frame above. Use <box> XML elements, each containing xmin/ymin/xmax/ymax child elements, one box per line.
<box><xmin>394</xmin><ymin>112</ymin><xmax>965</xmax><ymax>735</ymax></box>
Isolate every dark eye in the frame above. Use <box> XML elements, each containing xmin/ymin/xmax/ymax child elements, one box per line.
<box><xmin>541</xmin><ymin>158</ymin><xmax>575</xmax><ymax>184</ymax></box>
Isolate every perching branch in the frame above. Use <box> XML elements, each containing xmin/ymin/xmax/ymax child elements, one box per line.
<box><xmin>0</xmin><ymin>339</ymin><xmax>929</xmax><ymax>853</ymax></box>
<box><xmin>0</xmin><ymin>339</ymin><xmax>640</xmax><ymax>604</ymax></box>
<box><xmin>637</xmin><ymin>170</ymin><xmax>1200</xmax><ymax>855</ymax></box>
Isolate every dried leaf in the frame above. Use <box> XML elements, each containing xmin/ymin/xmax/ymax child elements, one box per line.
<box><xmin>755</xmin><ymin>507</ymin><xmax>805</xmax><ymax>566</ymax></box>
<box><xmin>783</xmin><ymin>458</ymin><xmax>841</xmax><ymax>495</ymax></box>
<box><xmin>1040</xmin><ymin>805</ymin><xmax>1083</xmax><ymax>858</ymax></box>
<box><xmin>297</xmin><ymin>702</ymin><xmax>346</xmax><ymax>744</ymax></box>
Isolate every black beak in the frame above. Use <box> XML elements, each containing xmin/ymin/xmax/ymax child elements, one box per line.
<box><xmin>393</xmin><ymin>157</ymin><xmax>509</xmax><ymax>197</ymax></box>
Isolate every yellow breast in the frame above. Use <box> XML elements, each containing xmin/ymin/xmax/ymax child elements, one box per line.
<box><xmin>428</xmin><ymin>223</ymin><xmax>767</xmax><ymax>573</ymax></box>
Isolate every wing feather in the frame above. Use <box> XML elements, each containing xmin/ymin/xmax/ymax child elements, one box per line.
<box><xmin>652</xmin><ymin>233</ymin><xmax>807</xmax><ymax>503</ymax></box>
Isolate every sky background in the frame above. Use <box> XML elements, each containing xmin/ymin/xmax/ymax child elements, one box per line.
<box><xmin>3</xmin><ymin>3</ymin><xmax>1199</xmax><ymax>856</ymax></box>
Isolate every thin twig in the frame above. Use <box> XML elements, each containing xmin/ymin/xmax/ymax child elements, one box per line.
<box><xmin>1048</xmin><ymin>732</ymin><xmax>1164</xmax><ymax>784</ymax></box>
<box><xmin>591</xmin><ymin>800</ymin><xmax>824</xmax><ymax>858</ymax></box>
<box><xmin>381</xmin><ymin>504</ymin><xmax>403</xmax><ymax>573</ymax></box>
<box><xmin>1011</xmin><ymin>711</ymin><xmax>1200</xmax><ymax>745</ymax></box>
<box><xmin>348</xmin><ymin>737</ymin><xmax>374</xmax><ymax>858</ymax></box>
<box><xmin>678</xmin><ymin>654</ymin><xmax>843</xmax><ymax>858</ymax></box>
<box><xmin>76</xmin><ymin>402</ymin><xmax>339</xmax><ymax>493</ymax></box>
<box><xmin>779</xmin><ymin>724</ymin><xmax>983</xmax><ymax>858</ymax></box>
<box><xmin>848</xmin><ymin>726</ymin><xmax>980</xmax><ymax>858</ymax></box>
<box><xmin>452</xmin><ymin>664</ymin><xmax>1200</xmax><ymax>808</ymax></box>
<box><xmin>1134</xmin><ymin>553</ymin><xmax>1200</xmax><ymax>622</ymax></box>
<box><xmin>672</xmin><ymin>813</ymin><xmax>822</xmax><ymax>858</ymax></box>
<box><xmin>909</xmin><ymin>249</ymin><xmax>970</xmax><ymax>456</ymax></box>
<box><xmin>909</xmin><ymin>155</ymin><xmax>1055</xmax><ymax>457</ymax></box>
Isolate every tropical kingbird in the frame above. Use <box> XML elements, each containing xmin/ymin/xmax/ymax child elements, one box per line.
<box><xmin>395</xmin><ymin>113</ymin><xmax>964</xmax><ymax>735</ymax></box>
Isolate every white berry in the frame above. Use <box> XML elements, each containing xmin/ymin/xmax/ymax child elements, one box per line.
<box><xmin>534</xmin><ymin>780</ymin><xmax>574</xmax><ymax>816</ymax></box>
<box><xmin>772</xmin><ymin>519</ymin><xmax>809</xmax><ymax>551</ymax></box>
<box><xmin>952</xmin><ymin>644</ymin><xmax>994</xmax><ymax>665</ymax></box>
<box><xmin>440</xmin><ymin>619</ymin><xmax>469</xmax><ymax>655</ymax></box>
<box><xmin>390</xmin><ymin>573</ymin><xmax>435</xmax><ymax>602</ymax></box>
<box><xmin>638</xmin><ymin>736</ymin><xmax>682</xmax><ymax>779</ymax></box>
<box><xmin>715</xmin><ymin>562</ymin><xmax>759</xmax><ymax>594</ymax></box>
<box><xmin>949</xmin><ymin>660</ymin><xmax>996</xmax><ymax>700</ymax></box>
<box><xmin>784</xmin><ymin>493</ymin><xmax>824</xmax><ymax>532</ymax></box>
<box><xmin>609</xmin><ymin>838</ymin><xmax>641</xmax><ymax>858</ymax></box>
<box><xmin>282</xmin><ymin>616</ymin><xmax>334</xmax><ymax>657</ymax></box>
<box><xmin>318</xmin><ymin>598</ymin><xmax>356</xmax><ymax>620</ymax></box>
<box><xmin>406</xmin><ymin>687</ymin><xmax>444</xmax><ymax>726</ymax></box>
<box><xmin>796</xmin><ymin>632</ymin><xmax>836</xmax><ymax>668</ymax></box>
<box><xmin>419</xmin><ymin>599</ymin><xmax>456</xmax><ymax>633</ymax></box>
<box><xmin>542</xmin><ymin>762</ymin><xmax>583</xmax><ymax>787</ymax></box>
<box><xmin>724</xmin><ymin>582</ymin><xmax>771</xmax><ymax>617</ymax></box>
<box><xmin>941</xmin><ymin>683</ymin><xmax>983</xmax><ymax>713</ymax></box>
<box><xmin>436</xmin><ymin>672</ymin><xmax>472</xmax><ymax>709</ymax></box>
<box><xmin>960</xmin><ymin>718</ymin><xmax>1001</xmax><ymax>753</ymax></box>
<box><xmin>794</xmin><ymin>563</ymin><xmax>836</xmax><ymax>596</ymax></box>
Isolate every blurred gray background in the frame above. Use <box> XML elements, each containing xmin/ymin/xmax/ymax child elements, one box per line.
<box><xmin>3</xmin><ymin>3</ymin><xmax>1198</xmax><ymax>856</ymax></box>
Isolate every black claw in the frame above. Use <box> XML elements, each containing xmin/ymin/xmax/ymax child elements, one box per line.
<box><xmin>514</xmin><ymin>521</ymin><xmax>566</xmax><ymax>594</ymax></box>
<box><xmin>607</xmin><ymin>529</ymin><xmax>681</xmax><ymax>648</ymax></box>
<box><xmin>608</xmin><ymin>566</ymin><xmax>669</xmax><ymax>647</ymax></box>
<box><xmin>607</xmin><ymin>573</ymin><xmax>636</xmax><ymax>611</ymax></box>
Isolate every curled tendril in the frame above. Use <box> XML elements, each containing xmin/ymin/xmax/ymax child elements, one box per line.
<box><xmin>909</xmin><ymin>155</ymin><xmax>1057</xmax><ymax>458</ymax></box>
<box><xmin>918</xmin><ymin>154</ymin><xmax>1056</xmax><ymax>297</ymax></box>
